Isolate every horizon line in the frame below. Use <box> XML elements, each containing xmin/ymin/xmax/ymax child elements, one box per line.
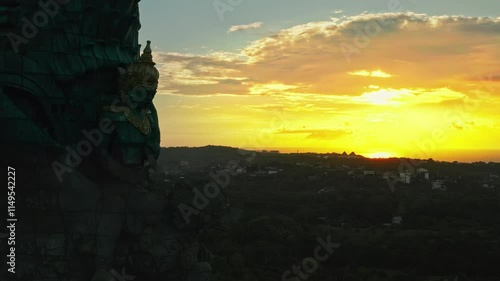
<box><xmin>161</xmin><ymin>145</ymin><xmax>500</xmax><ymax>164</ymax></box>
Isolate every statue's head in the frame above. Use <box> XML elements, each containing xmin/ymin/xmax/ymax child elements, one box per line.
<box><xmin>121</xmin><ymin>40</ymin><xmax>160</xmax><ymax>107</ymax></box>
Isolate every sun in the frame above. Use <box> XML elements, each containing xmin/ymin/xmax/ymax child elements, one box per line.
<box><xmin>367</xmin><ymin>152</ymin><xmax>393</xmax><ymax>159</ymax></box>
<box><xmin>359</xmin><ymin>88</ymin><xmax>412</xmax><ymax>105</ymax></box>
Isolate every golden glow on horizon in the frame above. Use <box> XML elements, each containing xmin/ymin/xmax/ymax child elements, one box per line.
<box><xmin>156</xmin><ymin>13</ymin><xmax>500</xmax><ymax>162</ymax></box>
<box><xmin>367</xmin><ymin>152</ymin><xmax>394</xmax><ymax>159</ymax></box>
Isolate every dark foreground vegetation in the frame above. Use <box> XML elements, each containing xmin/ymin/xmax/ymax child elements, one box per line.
<box><xmin>161</xmin><ymin>146</ymin><xmax>500</xmax><ymax>281</ymax></box>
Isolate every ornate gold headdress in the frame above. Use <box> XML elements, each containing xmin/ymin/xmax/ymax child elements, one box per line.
<box><xmin>120</xmin><ymin>40</ymin><xmax>160</xmax><ymax>95</ymax></box>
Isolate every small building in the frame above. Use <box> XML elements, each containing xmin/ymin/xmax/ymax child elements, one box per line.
<box><xmin>399</xmin><ymin>172</ymin><xmax>411</xmax><ymax>184</ymax></box>
<box><xmin>392</xmin><ymin>216</ymin><xmax>403</xmax><ymax>225</ymax></box>
<box><xmin>417</xmin><ymin>168</ymin><xmax>430</xmax><ymax>180</ymax></box>
<box><xmin>432</xmin><ymin>180</ymin><xmax>447</xmax><ymax>191</ymax></box>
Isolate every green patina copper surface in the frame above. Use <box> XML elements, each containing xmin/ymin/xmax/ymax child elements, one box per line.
<box><xmin>0</xmin><ymin>2</ymin><xmax>237</xmax><ymax>281</ymax></box>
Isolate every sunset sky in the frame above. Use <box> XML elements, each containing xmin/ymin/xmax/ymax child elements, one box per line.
<box><xmin>139</xmin><ymin>0</ymin><xmax>499</xmax><ymax>162</ymax></box>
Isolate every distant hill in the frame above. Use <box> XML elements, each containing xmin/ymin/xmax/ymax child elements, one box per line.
<box><xmin>159</xmin><ymin>145</ymin><xmax>254</xmax><ymax>167</ymax></box>
<box><xmin>158</xmin><ymin>146</ymin><xmax>500</xmax><ymax>174</ymax></box>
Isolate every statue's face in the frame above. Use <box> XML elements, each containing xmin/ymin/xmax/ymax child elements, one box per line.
<box><xmin>129</xmin><ymin>83</ymin><xmax>156</xmax><ymax>106</ymax></box>
<box><xmin>124</xmin><ymin>61</ymin><xmax>159</xmax><ymax>108</ymax></box>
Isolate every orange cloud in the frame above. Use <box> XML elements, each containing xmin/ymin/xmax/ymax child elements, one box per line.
<box><xmin>154</xmin><ymin>13</ymin><xmax>500</xmax><ymax>161</ymax></box>
<box><xmin>227</xmin><ymin>22</ymin><xmax>263</xmax><ymax>33</ymax></box>
<box><xmin>349</xmin><ymin>69</ymin><xmax>393</xmax><ymax>78</ymax></box>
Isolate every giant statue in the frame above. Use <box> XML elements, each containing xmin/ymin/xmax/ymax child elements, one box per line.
<box><xmin>0</xmin><ymin>1</ymin><xmax>239</xmax><ymax>281</ymax></box>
